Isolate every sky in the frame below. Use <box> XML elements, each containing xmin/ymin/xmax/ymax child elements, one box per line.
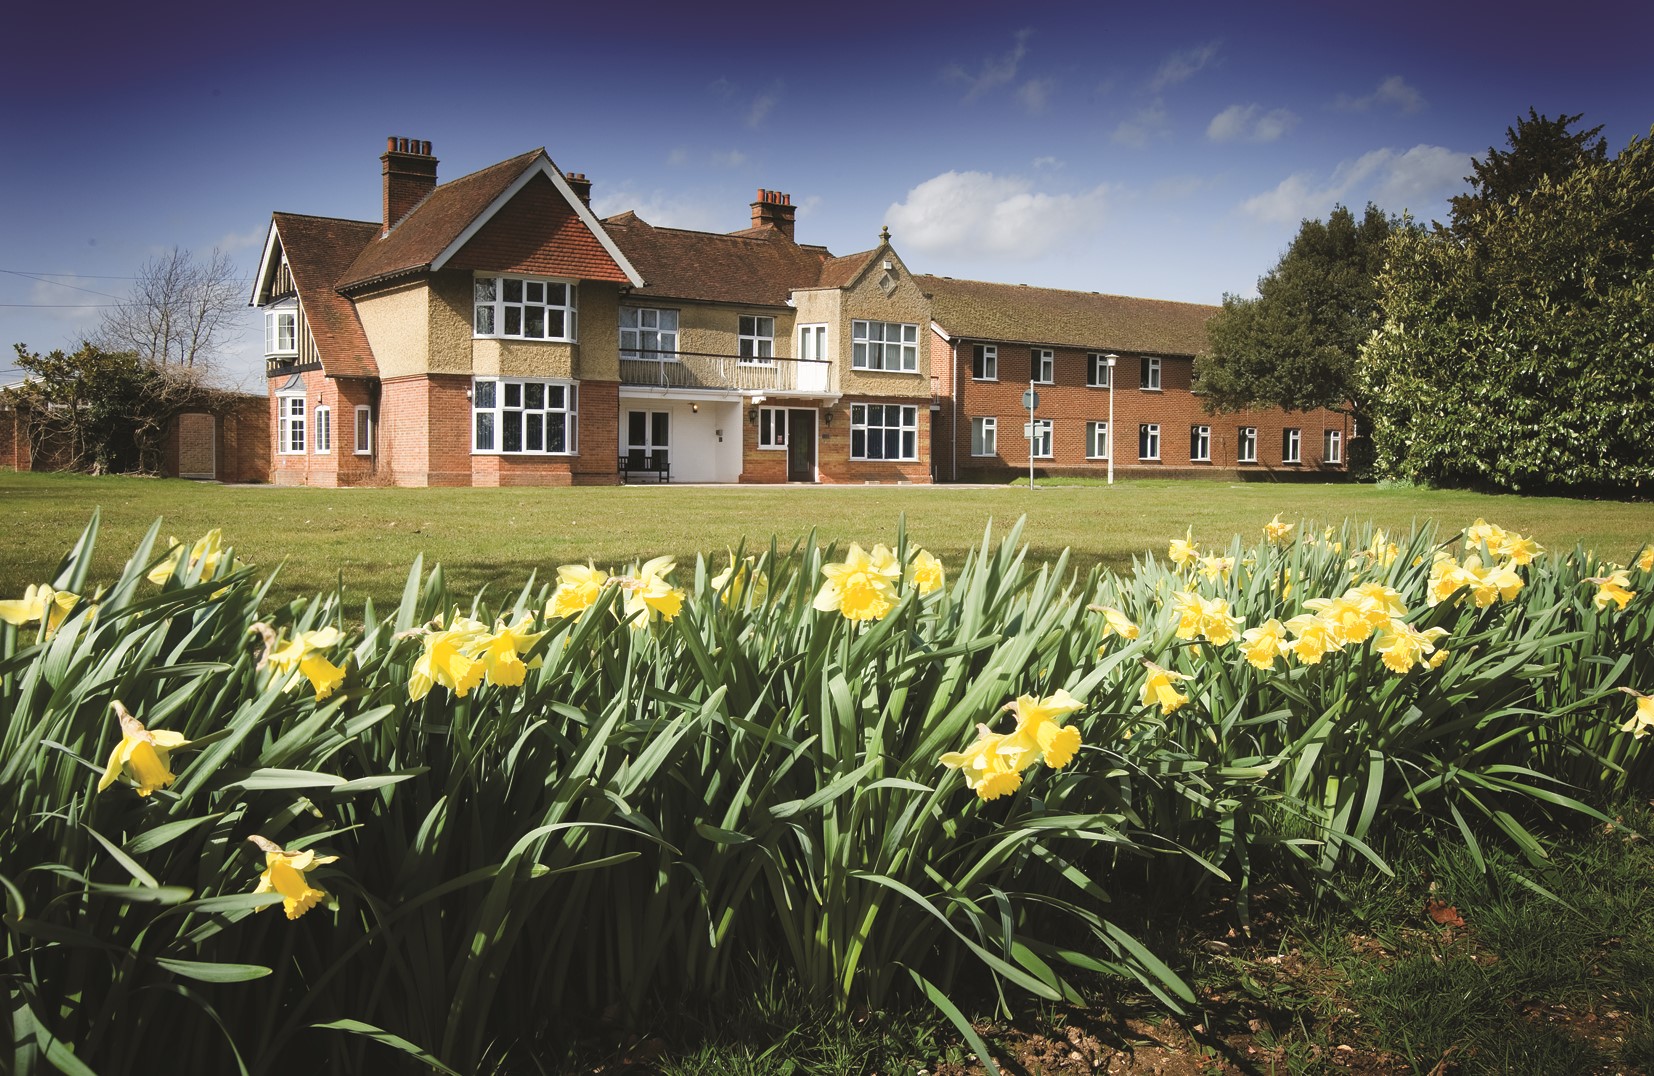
<box><xmin>3</xmin><ymin>0</ymin><xmax>1651</xmax><ymax>389</ymax></box>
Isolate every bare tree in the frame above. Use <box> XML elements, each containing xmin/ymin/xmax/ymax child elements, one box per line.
<box><xmin>96</xmin><ymin>247</ymin><xmax>244</xmax><ymax>373</ymax></box>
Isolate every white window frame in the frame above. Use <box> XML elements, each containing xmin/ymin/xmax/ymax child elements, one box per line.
<box><xmin>278</xmin><ymin>393</ymin><xmax>306</xmax><ymax>455</ymax></box>
<box><xmin>473</xmin><ymin>275</ymin><xmax>578</xmax><ymax>342</ymax></box>
<box><xmin>265</xmin><ymin>309</ymin><xmax>297</xmax><ymax>357</ymax></box>
<box><xmin>1324</xmin><ymin>429</ymin><xmax>1343</xmax><ymax>464</ymax></box>
<box><xmin>354</xmin><ymin>406</ymin><xmax>373</xmax><ymax>456</ymax></box>
<box><xmin>1030</xmin><ymin>418</ymin><xmax>1053</xmax><ymax>459</ymax></box>
<box><xmin>970</xmin><ymin>416</ymin><xmax>997</xmax><ymax>457</ymax></box>
<box><xmin>1087</xmin><ymin>353</ymin><xmax>1112</xmax><ymax>388</ymax></box>
<box><xmin>1139</xmin><ymin>356</ymin><xmax>1161</xmax><ymax>391</ymax></box>
<box><xmin>1139</xmin><ymin>423</ymin><xmax>1161</xmax><ymax>461</ymax></box>
<box><xmin>851</xmin><ymin>320</ymin><xmax>919</xmax><ymax>372</ymax></box>
<box><xmin>1033</xmin><ymin>348</ymin><xmax>1054</xmax><ymax>385</ymax></box>
<box><xmin>971</xmin><ymin>344</ymin><xmax>998</xmax><ymax>381</ymax></box>
<box><xmin>850</xmin><ymin>403</ymin><xmax>919</xmax><ymax>461</ymax></box>
<box><xmin>1283</xmin><ymin>427</ymin><xmax>1302</xmax><ymax>464</ymax></box>
<box><xmin>1237</xmin><ymin>426</ymin><xmax>1258</xmax><ymax>463</ymax></box>
<box><xmin>313</xmin><ymin>405</ymin><xmax>332</xmax><ymax>454</ymax></box>
<box><xmin>1190</xmin><ymin>425</ymin><xmax>1211</xmax><ymax>463</ymax></box>
<box><xmin>620</xmin><ymin>307</ymin><xmax>679</xmax><ymax>361</ymax></box>
<box><xmin>738</xmin><ymin>315</ymin><xmax>775</xmax><ymax>365</ymax></box>
<box><xmin>798</xmin><ymin>323</ymin><xmax>827</xmax><ymax>363</ymax></box>
<box><xmin>758</xmin><ymin>406</ymin><xmax>788</xmax><ymax>450</ymax></box>
<box><xmin>1086</xmin><ymin>420</ymin><xmax>1110</xmax><ymax>460</ymax></box>
<box><xmin>471</xmin><ymin>378</ymin><xmax>578</xmax><ymax>455</ymax></box>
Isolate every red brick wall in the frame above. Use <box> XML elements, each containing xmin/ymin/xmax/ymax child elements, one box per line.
<box><xmin>378</xmin><ymin>374</ymin><xmax>430</xmax><ymax>486</ymax></box>
<box><xmin>269</xmin><ymin>369</ymin><xmax>336</xmax><ymax>486</ymax></box>
<box><xmin>571</xmin><ymin>379</ymin><xmax>620</xmax><ymax>486</ymax></box>
<box><xmin>221</xmin><ymin>396</ymin><xmax>270</xmax><ymax>483</ymax></box>
<box><xmin>818</xmin><ymin>397</ymin><xmax>933</xmax><ymax>484</ymax></box>
<box><xmin>446</xmin><ymin>173</ymin><xmax>630</xmax><ymax>284</ymax></box>
<box><xmin>939</xmin><ymin>342</ymin><xmax>1350</xmax><ymax>482</ymax></box>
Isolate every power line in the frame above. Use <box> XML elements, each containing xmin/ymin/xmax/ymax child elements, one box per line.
<box><xmin>0</xmin><ymin>303</ymin><xmax>120</xmax><ymax>309</ymax></box>
<box><xmin>0</xmin><ymin>269</ymin><xmax>143</xmax><ymax>279</ymax></box>
<box><xmin>0</xmin><ymin>269</ymin><xmax>128</xmax><ymax>301</ymax></box>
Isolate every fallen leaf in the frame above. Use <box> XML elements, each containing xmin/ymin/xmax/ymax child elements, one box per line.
<box><xmin>1426</xmin><ymin>899</ymin><xmax>1466</xmax><ymax>927</ymax></box>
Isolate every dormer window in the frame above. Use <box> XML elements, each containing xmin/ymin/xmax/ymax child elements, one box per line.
<box><xmin>473</xmin><ymin>275</ymin><xmax>578</xmax><ymax>341</ymax></box>
<box><xmin>265</xmin><ymin>310</ymin><xmax>297</xmax><ymax>357</ymax></box>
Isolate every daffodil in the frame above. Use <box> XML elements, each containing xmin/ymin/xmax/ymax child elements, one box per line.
<box><xmin>1427</xmin><ymin>648</ymin><xmax>1451</xmax><ymax>670</ymax></box>
<box><xmin>1196</xmin><ymin>555</ymin><xmax>1234</xmax><ymax>584</ymax></box>
<box><xmin>147</xmin><ymin>529</ymin><xmax>241</xmax><ymax>584</ymax></box>
<box><xmin>1264</xmin><ymin>514</ymin><xmax>1294</xmax><ymax>544</ymax></box>
<box><xmin>938</xmin><ymin>725</ymin><xmax>1023</xmax><ymax>801</ymax></box>
<box><xmin>473</xmin><ymin>615</ymin><xmax>546</xmax><ymax>687</ymax></box>
<box><xmin>1303</xmin><ymin>593</ymin><xmax>1383</xmax><ymax>646</ymax></box>
<box><xmin>1001</xmin><ymin>689</ymin><xmax>1085</xmax><ymax>769</ymax></box>
<box><xmin>1172</xmin><ymin>591</ymin><xmax>1244</xmax><ymax>645</ymax></box>
<box><xmin>711</xmin><ymin>553</ymin><xmax>768</xmax><ymax>606</ymax></box>
<box><xmin>1372</xmin><ymin>619</ymin><xmax>1450</xmax><ymax>674</ymax></box>
<box><xmin>1239</xmin><ymin>619</ymin><xmax>1289</xmax><ymax>670</ymax></box>
<box><xmin>264</xmin><ymin>625</ymin><xmax>348</xmax><ymax>700</ymax></box>
<box><xmin>813</xmin><ymin>542</ymin><xmax>901</xmax><ymax>622</ymax></box>
<box><xmin>1427</xmin><ymin>552</ymin><xmax>1475</xmax><ymax>607</ymax></box>
<box><xmin>97</xmin><ymin>701</ymin><xmax>188</xmax><ymax>797</ymax></box>
<box><xmin>1167</xmin><ymin>531</ymin><xmax>1198</xmax><ymax>569</ymax></box>
<box><xmin>1619</xmin><ymin>694</ymin><xmax>1654</xmax><ymax>739</ymax></box>
<box><xmin>618</xmin><ymin>556</ymin><xmax>685</xmax><ymax>626</ymax></box>
<box><xmin>248</xmin><ymin>835</ymin><xmax>338</xmax><ymax>920</ymax></box>
<box><xmin>408</xmin><ymin>613</ymin><xmax>488</xmax><ymax>701</ymax></box>
<box><xmin>1463</xmin><ymin>518</ymin><xmax>1505</xmax><ymax>552</ymax></box>
<box><xmin>546</xmin><ymin>563</ymin><xmax>609</xmax><ymax>618</ymax></box>
<box><xmin>907</xmin><ymin>549</ymin><xmax>945</xmax><ymax>595</ymax></box>
<box><xmin>0</xmin><ymin>583</ymin><xmax>80</xmax><ymax>636</ymax></box>
<box><xmin>1638</xmin><ymin>546</ymin><xmax>1654</xmax><ymax>574</ymax></box>
<box><xmin>1283</xmin><ymin>614</ymin><xmax>1341</xmax><ymax>665</ymax></box>
<box><xmin>1088</xmin><ymin>604</ymin><xmax>1140</xmax><ymax>642</ymax></box>
<box><xmin>1140</xmin><ymin>661</ymin><xmax>1190</xmax><ymax>714</ymax></box>
<box><xmin>1590</xmin><ymin>570</ymin><xmax>1635</xmax><ymax>611</ymax></box>
<box><xmin>1464</xmin><ymin>556</ymin><xmax>1524</xmax><ymax>607</ymax></box>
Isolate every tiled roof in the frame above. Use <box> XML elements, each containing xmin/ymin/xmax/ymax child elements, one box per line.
<box><xmin>603</xmin><ymin>213</ymin><xmax>831</xmax><ymax>306</ymax></box>
<box><xmin>337</xmin><ymin>150</ymin><xmax>542</xmax><ymax>290</ymax></box>
<box><xmin>271</xmin><ymin>213</ymin><xmax>380</xmax><ymax>379</ymax></box>
<box><xmin>813</xmin><ymin>249</ymin><xmax>879</xmax><ymax>289</ymax></box>
<box><xmin>919</xmin><ymin>275</ymin><xmax>1217</xmax><ymax>357</ymax></box>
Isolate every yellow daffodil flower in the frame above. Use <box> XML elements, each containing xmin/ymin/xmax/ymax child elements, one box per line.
<box><xmin>813</xmin><ymin>542</ymin><xmax>901</xmax><ymax>622</ymax></box>
<box><xmin>1427</xmin><ymin>552</ymin><xmax>1473</xmax><ymax>607</ymax></box>
<box><xmin>1264</xmin><ymin>514</ymin><xmax>1294</xmax><ymax>544</ymax></box>
<box><xmin>547</xmin><ymin>563</ymin><xmax>609</xmax><ymax>618</ymax></box>
<box><xmin>1427</xmin><ymin>648</ymin><xmax>1451</xmax><ymax>670</ymax></box>
<box><xmin>1591</xmin><ymin>570</ymin><xmax>1635</xmax><ymax>611</ymax></box>
<box><xmin>711</xmin><ymin>553</ymin><xmax>768</xmax><ymax>607</ymax></box>
<box><xmin>1196</xmin><ymin>554</ymin><xmax>1234</xmax><ymax>584</ymax></box>
<box><xmin>907</xmin><ymin>549</ymin><xmax>946</xmax><ymax>595</ymax></box>
<box><xmin>1372</xmin><ymin>619</ymin><xmax>1450</xmax><ymax>674</ymax></box>
<box><xmin>1001</xmin><ymin>689</ymin><xmax>1085</xmax><ymax>769</ymax></box>
<box><xmin>1172</xmin><ymin>591</ymin><xmax>1244</xmax><ymax>646</ymax></box>
<box><xmin>0</xmin><ymin>583</ymin><xmax>80</xmax><ymax>636</ymax></box>
<box><xmin>938</xmin><ymin>724</ymin><xmax>1023</xmax><ymax>801</ymax></box>
<box><xmin>618</xmin><ymin>555</ymin><xmax>686</xmax><ymax>627</ymax></box>
<box><xmin>1619</xmin><ymin>693</ymin><xmax>1654</xmax><ymax>739</ymax></box>
<box><xmin>1239</xmin><ymin>619</ymin><xmax>1289</xmax><ymax>670</ymax></box>
<box><xmin>473</xmin><ymin>615</ymin><xmax>546</xmax><ymax>687</ymax></box>
<box><xmin>97</xmin><ymin>701</ymin><xmax>188</xmax><ymax>797</ymax></box>
<box><xmin>1283</xmin><ymin>614</ymin><xmax>1341</xmax><ymax>665</ymax></box>
<box><xmin>1140</xmin><ymin>661</ymin><xmax>1190</xmax><ymax>714</ymax></box>
<box><xmin>1088</xmin><ymin>604</ymin><xmax>1141</xmax><ymax>642</ymax></box>
<box><xmin>264</xmin><ymin>625</ymin><xmax>348</xmax><ymax>700</ymax></box>
<box><xmin>1465</xmin><ymin>556</ymin><xmax>1524</xmax><ymax>607</ymax></box>
<box><xmin>1463</xmin><ymin>518</ymin><xmax>1505</xmax><ymax>551</ymax></box>
<box><xmin>1167</xmin><ymin>531</ymin><xmax>1198</xmax><ymax>569</ymax></box>
<box><xmin>248</xmin><ymin>835</ymin><xmax>338</xmax><ymax>920</ymax></box>
<box><xmin>1303</xmin><ymin>594</ymin><xmax>1382</xmax><ymax>647</ymax></box>
<box><xmin>409</xmin><ymin>614</ymin><xmax>488</xmax><ymax>701</ymax></box>
<box><xmin>147</xmin><ymin>529</ymin><xmax>242</xmax><ymax>585</ymax></box>
<box><xmin>1638</xmin><ymin>546</ymin><xmax>1654</xmax><ymax>574</ymax></box>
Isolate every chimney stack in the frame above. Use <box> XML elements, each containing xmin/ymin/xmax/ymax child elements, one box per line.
<box><xmin>564</xmin><ymin>171</ymin><xmax>593</xmax><ymax>208</ymax></box>
<box><xmin>749</xmin><ymin>188</ymin><xmax>796</xmax><ymax>241</ymax></box>
<box><xmin>381</xmin><ymin>136</ymin><xmax>438</xmax><ymax>233</ymax></box>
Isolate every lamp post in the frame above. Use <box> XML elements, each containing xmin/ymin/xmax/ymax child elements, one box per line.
<box><xmin>1104</xmin><ymin>354</ymin><xmax>1118</xmax><ymax>485</ymax></box>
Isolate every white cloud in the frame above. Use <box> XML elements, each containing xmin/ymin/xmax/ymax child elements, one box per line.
<box><xmin>1334</xmin><ymin>75</ymin><xmax>1427</xmax><ymax>115</ymax></box>
<box><xmin>1032</xmin><ymin>155</ymin><xmax>1062</xmax><ymax>170</ymax></box>
<box><xmin>666</xmin><ymin>147</ymin><xmax>690</xmax><ymax>167</ymax></box>
<box><xmin>1207</xmin><ymin>104</ymin><xmax>1298</xmax><ymax>143</ymax></box>
<box><xmin>1152</xmin><ymin>175</ymin><xmax>1211</xmax><ymax>200</ymax></box>
<box><xmin>1016</xmin><ymin>78</ymin><xmax>1053</xmax><ymax>114</ymax></box>
<box><xmin>1112</xmin><ymin>99</ymin><xmax>1168</xmax><ymax>147</ymax></box>
<box><xmin>945</xmin><ymin>28</ymin><xmax>1032</xmax><ymax>102</ymax></box>
<box><xmin>591</xmin><ymin>189</ymin><xmax>724</xmax><ymax>232</ymax></box>
<box><xmin>216</xmin><ymin>227</ymin><xmax>265</xmax><ymax>252</ymax></box>
<box><xmin>1148</xmin><ymin>42</ymin><xmax>1219</xmax><ymax>93</ymax></box>
<box><xmin>746</xmin><ymin>83</ymin><xmax>781</xmax><ymax>128</ymax></box>
<box><xmin>1241</xmin><ymin>144</ymin><xmax>1469</xmax><ymax>223</ymax></box>
<box><xmin>708</xmin><ymin>149</ymin><xmax>749</xmax><ymax>168</ymax></box>
<box><xmin>885</xmin><ymin>170</ymin><xmax>1108</xmax><ymax>260</ymax></box>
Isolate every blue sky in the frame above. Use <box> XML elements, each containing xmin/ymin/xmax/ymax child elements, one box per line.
<box><xmin>4</xmin><ymin>0</ymin><xmax>1651</xmax><ymax>388</ymax></box>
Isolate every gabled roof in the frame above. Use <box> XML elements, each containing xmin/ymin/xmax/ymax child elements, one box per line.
<box><xmin>259</xmin><ymin>213</ymin><xmax>381</xmax><ymax>378</ymax></box>
<box><xmin>603</xmin><ymin>212</ymin><xmax>831</xmax><ymax>306</ymax></box>
<box><xmin>919</xmin><ymin>275</ymin><xmax>1216</xmax><ymax>357</ymax></box>
<box><xmin>338</xmin><ymin>151</ymin><xmax>642</xmax><ymax>291</ymax></box>
<box><xmin>813</xmin><ymin>248</ymin><xmax>881</xmax><ymax>290</ymax></box>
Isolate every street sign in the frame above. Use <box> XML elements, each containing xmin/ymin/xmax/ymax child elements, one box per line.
<box><xmin>1023</xmin><ymin>423</ymin><xmax>1034</xmax><ymax>438</ymax></box>
<box><xmin>1020</xmin><ymin>389</ymin><xmax>1039</xmax><ymax>410</ymax></box>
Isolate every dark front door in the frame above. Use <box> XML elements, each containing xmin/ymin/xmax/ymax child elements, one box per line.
<box><xmin>625</xmin><ymin>410</ymin><xmax>669</xmax><ymax>472</ymax></box>
<box><xmin>787</xmin><ymin>409</ymin><xmax>815</xmax><ymax>482</ymax></box>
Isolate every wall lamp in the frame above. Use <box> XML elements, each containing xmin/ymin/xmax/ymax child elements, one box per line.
<box><xmin>822</xmin><ymin>410</ymin><xmax>833</xmax><ymax>426</ymax></box>
<box><xmin>691</xmin><ymin>402</ymin><xmax>699</xmax><ymax>414</ymax></box>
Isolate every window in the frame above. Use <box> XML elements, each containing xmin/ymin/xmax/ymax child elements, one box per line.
<box><xmin>1139</xmin><ymin>423</ymin><xmax>1161</xmax><ymax>460</ymax></box>
<box><xmin>1324</xmin><ymin>429</ymin><xmax>1343</xmax><ymax>464</ymax></box>
<box><xmin>1190</xmin><ymin>425</ymin><xmax>1211</xmax><ymax>462</ymax></box>
<box><xmin>472</xmin><ymin>378</ymin><xmax>577</xmax><ymax>454</ymax></box>
<box><xmin>851</xmin><ymin>320</ymin><xmax>919</xmax><ymax>372</ymax></box>
<box><xmin>1139</xmin><ymin>356</ymin><xmax>1161</xmax><ymax>391</ymax></box>
<box><xmin>1283</xmin><ymin>428</ymin><xmax>1302</xmax><ymax>464</ymax></box>
<box><xmin>971</xmin><ymin>344</ymin><xmax>998</xmax><ymax>381</ymax></box>
<box><xmin>850</xmin><ymin>403</ymin><xmax>918</xmax><ymax>460</ymax></box>
<box><xmin>620</xmin><ymin>307</ymin><xmax>679</xmax><ymax>360</ymax></box>
<box><xmin>278</xmin><ymin>394</ymin><xmax>305</xmax><ymax>454</ymax></box>
<box><xmin>1086</xmin><ymin>421</ymin><xmax>1110</xmax><ymax>460</ymax></box>
<box><xmin>970</xmin><ymin>416</ymin><xmax>996</xmax><ymax>456</ymax></box>
<box><xmin>473</xmin><ymin>276</ymin><xmax>577</xmax><ymax>341</ymax></box>
<box><xmin>354</xmin><ymin>406</ymin><xmax>373</xmax><ymax>456</ymax></box>
<box><xmin>265</xmin><ymin>310</ymin><xmax>297</xmax><ymax>356</ymax></box>
<box><xmin>798</xmin><ymin>323</ymin><xmax>827</xmax><ymax>362</ymax></box>
<box><xmin>1087</xmin><ymin>353</ymin><xmax>1113</xmax><ymax>388</ymax></box>
<box><xmin>313</xmin><ymin>405</ymin><xmax>332</xmax><ymax>454</ymax></box>
<box><xmin>759</xmin><ymin>407</ymin><xmax>788</xmax><ymax>449</ymax></box>
<box><xmin>739</xmin><ymin>315</ymin><xmax>775</xmax><ymax>363</ymax></box>
<box><xmin>1237</xmin><ymin>426</ymin><xmax>1257</xmax><ymax>463</ymax></box>
<box><xmin>1033</xmin><ymin>349</ymin><xmax>1054</xmax><ymax>384</ymax></box>
<box><xmin>1030</xmin><ymin>418</ymin><xmax>1053</xmax><ymax>458</ymax></box>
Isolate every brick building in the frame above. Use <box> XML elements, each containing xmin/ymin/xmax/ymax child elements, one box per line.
<box><xmin>252</xmin><ymin>138</ymin><xmax>1344</xmax><ymax>487</ymax></box>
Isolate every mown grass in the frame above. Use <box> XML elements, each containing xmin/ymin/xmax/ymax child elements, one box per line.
<box><xmin>4</xmin><ymin>471</ymin><xmax>1651</xmax><ymax>612</ymax></box>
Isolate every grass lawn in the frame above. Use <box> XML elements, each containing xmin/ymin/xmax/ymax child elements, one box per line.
<box><xmin>4</xmin><ymin>470</ymin><xmax>1652</xmax><ymax>609</ymax></box>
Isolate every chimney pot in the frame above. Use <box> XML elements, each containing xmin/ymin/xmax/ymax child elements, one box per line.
<box><xmin>382</xmin><ymin>137</ymin><xmax>439</xmax><ymax>232</ymax></box>
<box><xmin>750</xmin><ymin>188</ymin><xmax>798</xmax><ymax>241</ymax></box>
<box><xmin>386</xmin><ymin>135</ymin><xmax>397</xmax><ymax>152</ymax></box>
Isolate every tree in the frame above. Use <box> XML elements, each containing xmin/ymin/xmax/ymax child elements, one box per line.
<box><xmin>1194</xmin><ymin>204</ymin><xmax>1405</xmax><ymax>421</ymax></box>
<box><xmin>1448</xmin><ymin>109</ymin><xmax>1607</xmax><ymax>235</ymax></box>
<box><xmin>95</xmin><ymin>247</ymin><xmax>244</xmax><ymax>372</ymax></box>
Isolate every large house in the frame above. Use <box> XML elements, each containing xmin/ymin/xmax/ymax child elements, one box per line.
<box><xmin>252</xmin><ymin>138</ymin><xmax>1347</xmax><ymax>487</ymax></box>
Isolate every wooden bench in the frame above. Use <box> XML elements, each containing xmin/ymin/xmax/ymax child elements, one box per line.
<box><xmin>618</xmin><ymin>453</ymin><xmax>670</xmax><ymax>483</ymax></box>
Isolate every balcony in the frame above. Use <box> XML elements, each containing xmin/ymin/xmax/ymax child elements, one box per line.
<box><xmin>619</xmin><ymin>352</ymin><xmax>830</xmax><ymax>394</ymax></box>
